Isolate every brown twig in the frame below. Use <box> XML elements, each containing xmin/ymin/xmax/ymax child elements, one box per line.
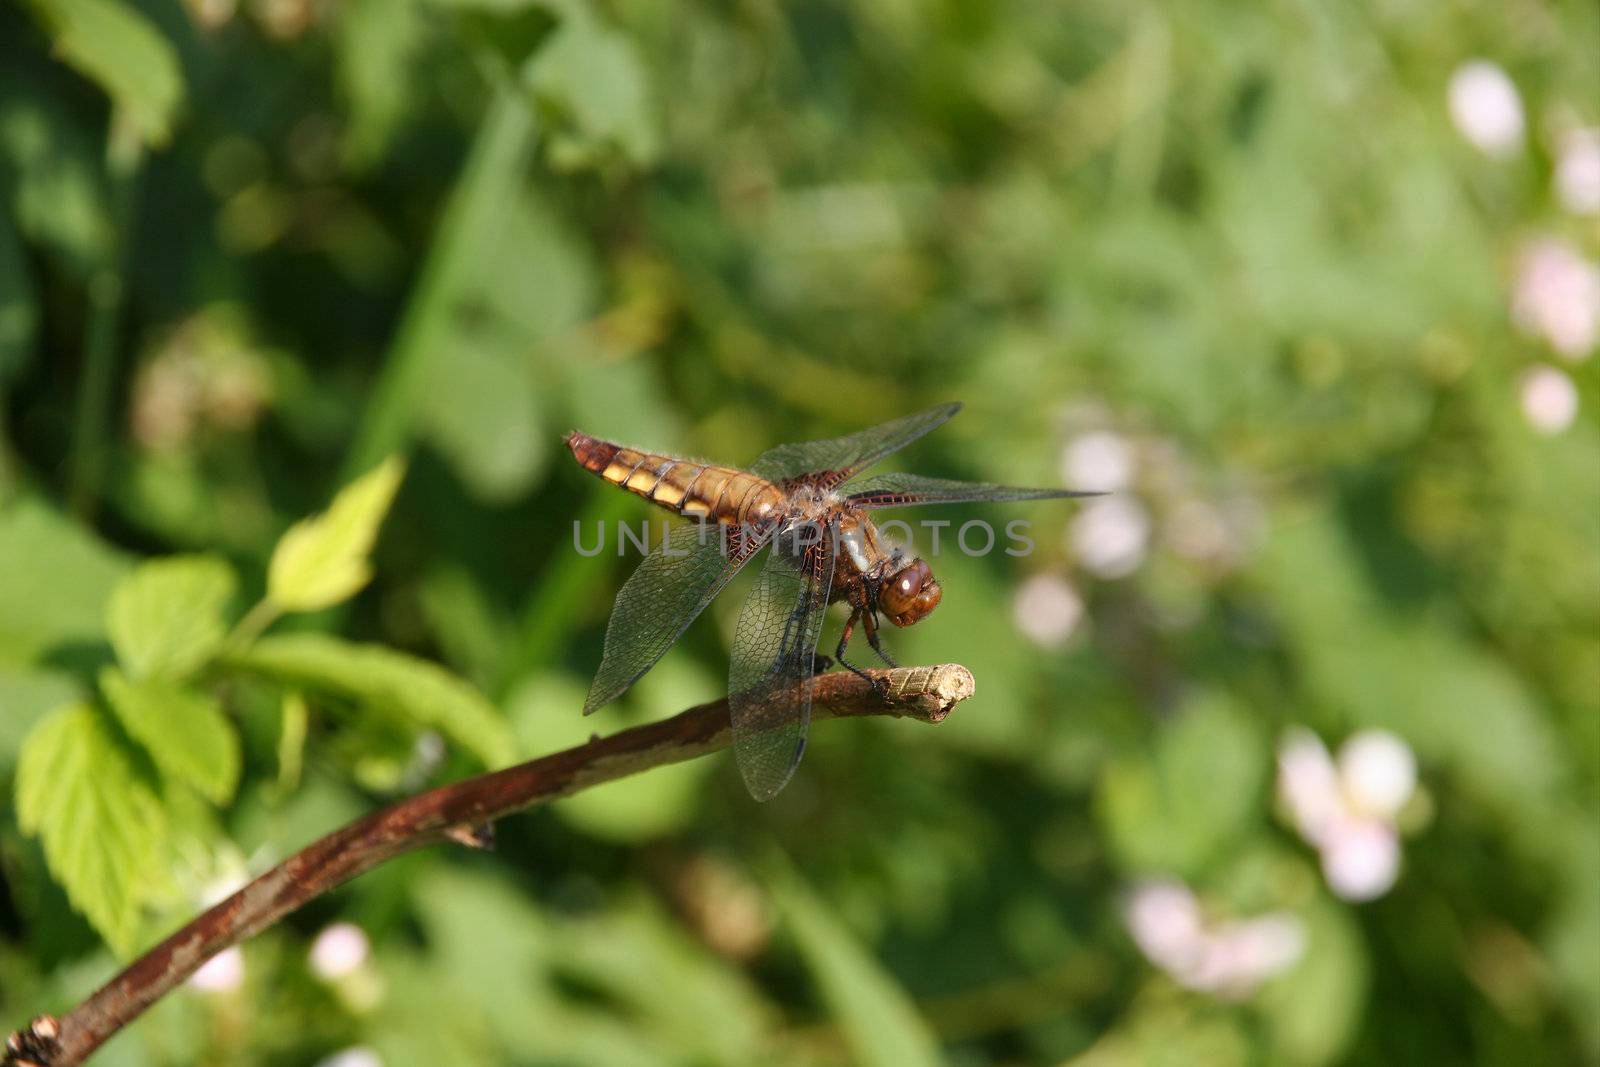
<box><xmin>4</xmin><ymin>665</ymin><xmax>974</xmax><ymax>1067</ymax></box>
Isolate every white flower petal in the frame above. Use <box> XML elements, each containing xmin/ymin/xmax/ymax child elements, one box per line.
<box><xmin>189</xmin><ymin>946</ymin><xmax>245</xmax><ymax>993</ymax></box>
<box><xmin>1277</xmin><ymin>728</ymin><xmax>1344</xmax><ymax>847</ymax></box>
<box><xmin>1448</xmin><ymin>61</ymin><xmax>1525</xmax><ymax>157</ymax></box>
<box><xmin>1555</xmin><ymin>128</ymin><xmax>1600</xmax><ymax>216</ymax></box>
<box><xmin>1512</xmin><ymin>240</ymin><xmax>1600</xmax><ymax>361</ymax></box>
<box><xmin>1061</xmin><ymin>431</ymin><xmax>1134</xmax><ymax>491</ymax></box>
<box><xmin>1322</xmin><ymin>818</ymin><xmax>1402</xmax><ymax>901</ymax></box>
<box><xmin>1338</xmin><ymin>729</ymin><xmax>1417</xmax><ymax>819</ymax></box>
<box><xmin>316</xmin><ymin>1048</ymin><xmax>383</xmax><ymax>1067</ymax></box>
<box><xmin>1012</xmin><ymin>573</ymin><xmax>1085</xmax><ymax>648</ymax></box>
<box><xmin>310</xmin><ymin>922</ymin><xmax>371</xmax><ymax>981</ymax></box>
<box><xmin>1519</xmin><ymin>365</ymin><xmax>1579</xmax><ymax>435</ymax></box>
<box><xmin>1125</xmin><ymin>880</ymin><xmax>1205</xmax><ymax>972</ymax></box>
<box><xmin>1070</xmin><ymin>496</ymin><xmax>1150</xmax><ymax>578</ymax></box>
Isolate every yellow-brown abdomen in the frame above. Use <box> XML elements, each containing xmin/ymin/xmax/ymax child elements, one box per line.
<box><xmin>565</xmin><ymin>431</ymin><xmax>785</xmax><ymax>526</ymax></box>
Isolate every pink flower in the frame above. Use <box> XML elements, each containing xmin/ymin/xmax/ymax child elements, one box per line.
<box><xmin>1125</xmin><ymin>880</ymin><xmax>1306</xmax><ymax>997</ymax></box>
<box><xmin>1512</xmin><ymin>239</ymin><xmax>1600</xmax><ymax>361</ymax></box>
<box><xmin>1519</xmin><ymin>365</ymin><xmax>1580</xmax><ymax>435</ymax></box>
<box><xmin>1555</xmin><ymin>128</ymin><xmax>1600</xmax><ymax>216</ymax></box>
<box><xmin>1276</xmin><ymin>728</ymin><xmax>1418</xmax><ymax>902</ymax></box>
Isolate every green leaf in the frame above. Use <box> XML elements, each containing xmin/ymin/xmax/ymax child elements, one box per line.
<box><xmin>21</xmin><ymin>0</ymin><xmax>185</xmax><ymax>147</ymax></box>
<box><xmin>523</xmin><ymin>5</ymin><xmax>660</xmax><ymax>170</ymax></box>
<box><xmin>0</xmin><ymin>665</ymin><xmax>79</xmax><ymax>767</ymax></box>
<box><xmin>104</xmin><ymin>554</ymin><xmax>236</xmax><ymax>680</ymax></box>
<box><xmin>0</xmin><ymin>80</ymin><xmax>115</xmax><ymax>276</ymax></box>
<box><xmin>267</xmin><ymin>455</ymin><xmax>407</xmax><ymax>612</ymax></box>
<box><xmin>418</xmin><ymin>327</ymin><xmax>548</xmax><ymax>502</ymax></box>
<box><xmin>1260</xmin><ymin>898</ymin><xmax>1369</xmax><ymax>1066</ymax></box>
<box><xmin>15</xmin><ymin>702</ymin><xmax>167</xmax><ymax>953</ymax></box>
<box><xmin>0</xmin><ymin>497</ymin><xmax>129</xmax><ymax>668</ymax></box>
<box><xmin>100</xmin><ymin>668</ymin><xmax>240</xmax><ymax>805</ymax></box>
<box><xmin>773</xmin><ymin>862</ymin><xmax>946</xmax><ymax>1067</ymax></box>
<box><xmin>225</xmin><ymin>634</ymin><xmax>515</xmax><ymax>768</ymax></box>
<box><xmin>1098</xmin><ymin>690</ymin><xmax>1266</xmax><ymax>877</ymax></box>
<box><xmin>335</xmin><ymin>0</ymin><xmax>427</xmax><ymax>169</ymax></box>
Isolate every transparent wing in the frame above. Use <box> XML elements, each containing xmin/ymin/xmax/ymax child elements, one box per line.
<box><xmin>844</xmin><ymin>471</ymin><xmax>1101</xmax><ymax>509</ymax></box>
<box><xmin>584</xmin><ymin>522</ymin><xmax>769</xmax><ymax>715</ymax></box>
<box><xmin>749</xmin><ymin>403</ymin><xmax>962</xmax><ymax>486</ymax></box>
<box><xmin>727</xmin><ymin>521</ymin><xmax>837</xmax><ymax>801</ymax></box>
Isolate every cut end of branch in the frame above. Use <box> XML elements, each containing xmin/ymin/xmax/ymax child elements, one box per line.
<box><xmin>4</xmin><ymin>1014</ymin><xmax>61</xmax><ymax>1067</ymax></box>
<box><xmin>813</xmin><ymin>663</ymin><xmax>975</xmax><ymax>724</ymax></box>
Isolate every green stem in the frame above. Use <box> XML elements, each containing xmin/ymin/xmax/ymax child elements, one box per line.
<box><xmin>340</xmin><ymin>82</ymin><xmax>539</xmax><ymax>481</ymax></box>
<box><xmin>68</xmin><ymin>112</ymin><xmax>144</xmax><ymax>518</ymax></box>
<box><xmin>227</xmin><ymin>597</ymin><xmax>283</xmax><ymax>650</ymax></box>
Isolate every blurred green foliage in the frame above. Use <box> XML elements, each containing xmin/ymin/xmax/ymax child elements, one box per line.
<box><xmin>1</xmin><ymin>0</ymin><xmax>1596</xmax><ymax>1065</ymax></box>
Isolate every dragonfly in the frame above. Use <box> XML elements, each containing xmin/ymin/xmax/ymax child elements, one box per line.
<box><xmin>566</xmin><ymin>402</ymin><xmax>1095</xmax><ymax>800</ymax></box>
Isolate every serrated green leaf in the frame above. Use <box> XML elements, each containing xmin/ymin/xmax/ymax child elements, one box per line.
<box><xmin>773</xmin><ymin>862</ymin><xmax>946</xmax><ymax>1067</ymax></box>
<box><xmin>100</xmin><ymin>668</ymin><xmax>240</xmax><ymax>805</ymax></box>
<box><xmin>105</xmin><ymin>554</ymin><xmax>236</xmax><ymax>680</ymax></box>
<box><xmin>15</xmin><ymin>702</ymin><xmax>167</xmax><ymax>954</ymax></box>
<box><xmin>267</xmin><ymin>456</ymin><xmax>407</xmax><ymax>612</ymax></box>
<box><xmin>225</xmin><ymin>634</ymin><xmax>514</xmax><ymax>768</ymax></box>
<box><xmin>22</xmin><ymin>0</ymin><xmax>185</xmax><ymax>147</ymax></box>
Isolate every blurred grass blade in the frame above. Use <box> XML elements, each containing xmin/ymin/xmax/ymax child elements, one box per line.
<box><xmin>772</xmin><ymin>859</ymin><xmax>947</xmax><ymax>1067</ymax></box>
<box><xmin>0</xmin><ymin>205</ymin><xmax>37</xmax><ymax>387</ymax></box>
<box><xmin>341</xmin><ymin>85</ymin><xmax>537</xmax><ymax>480</ymax></box>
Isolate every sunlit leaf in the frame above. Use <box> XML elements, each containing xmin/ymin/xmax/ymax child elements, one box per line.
<box><xmin>100</xmin><ymin>668</ymin><xmax>240</xmax><ymax>805</ymax></box>
<box><xmin>15</xmin><ymin>702</ymin><xmax>167</xmax><ymax>953</ymax></box>
<box><xmin>21</xmin><ymin>0</ymin><xmax>184</xmax><ymax>146</ymax></box>
<box><xmin>105</xmin><ymin>554</ymin><xmax>236</xmax><ymax>680</ymax></box>
<box><xmin>268</xmin><ymin>456</ymin><xmax>407</xmax><ymax>612</ymax></box>
<box><xmin>225</xmin><ymin>633</ymin><xmax>515</xmax><ymax>768</ymax></box>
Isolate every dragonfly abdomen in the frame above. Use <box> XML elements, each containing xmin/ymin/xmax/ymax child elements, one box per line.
<box><xmin>566</xmin><ymin>432</ymin><xmax>784</xmax><ymax>526</ymax></box>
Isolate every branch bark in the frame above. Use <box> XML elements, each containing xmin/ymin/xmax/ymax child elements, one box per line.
<box><xmin>5</xmin><ymin>665</ymin><xmax>974</xmax><ymax>1067</ymax></box>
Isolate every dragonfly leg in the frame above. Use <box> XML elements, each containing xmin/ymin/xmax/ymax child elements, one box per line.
<box><xmin>861</xmin><ymin>611</ymin><xmax>899</xmax><ymax>668</ymax></box>
<box><xmin>832</xmin><ymin>607</ymin><xmax>885</xmax><ymax>692</ymax></box>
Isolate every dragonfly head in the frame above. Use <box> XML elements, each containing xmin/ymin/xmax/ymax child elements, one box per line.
<box><xmin>879</xmin><ymin>558</ymin><xmax>942</xmax><ymax>627</ymax></box>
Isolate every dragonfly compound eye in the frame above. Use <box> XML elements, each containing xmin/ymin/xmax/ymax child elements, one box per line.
<box><xmin>880</xmin><ymin>559</ymin><xmax>941</xmax><ymax>626</ymax></box>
